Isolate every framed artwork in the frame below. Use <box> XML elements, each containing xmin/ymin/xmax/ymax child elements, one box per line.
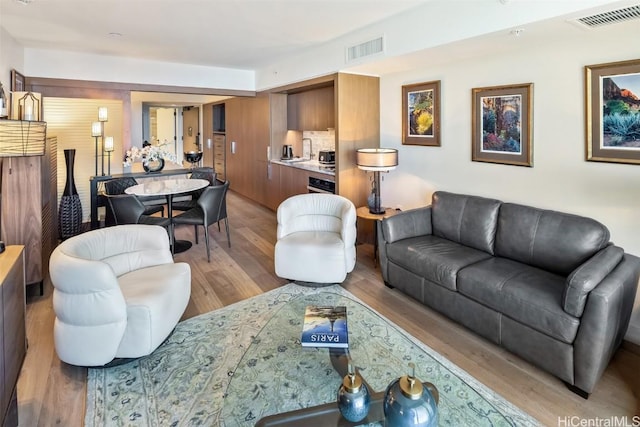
<box><xmin>472</xmin><ymin>83</ymin><xmax>533</xmax><ymax>167</ymax></box>
<box><xmin>402</xmin><ymin>80</ymin><xmax>440</xmax><ymax>146</ymax></box>
<box><xmin>11</xmin><ymin>69</ymin><xmax>25</xmax><ymax>92</ymax></box>
<box><xmin>585</xmin><ymin>59</ymin><xmax>640</xmax><ymax>164</ymax></box>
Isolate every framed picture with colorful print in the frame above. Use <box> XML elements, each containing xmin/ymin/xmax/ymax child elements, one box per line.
<box><xmin>585</xmin><ymin>59</ymin><xmax>640</xmax><ymax>164</ymax></box>
<box><xmin>472</xmin><ymin>82</ymin><xmax>533</xmax><ymax>167</ymax></box>
<box><xmin>402</xmin><ymin>80</ymin><xmax>440</xmax><ymax>146</ymax></box>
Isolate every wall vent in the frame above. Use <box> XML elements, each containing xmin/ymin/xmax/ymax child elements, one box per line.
<box><xmin>574</xmin><ymin>4</ymin><xmax>640</xmax><ymax>28</ymax></box>
<box><xmin>346</xmin><ymin>36</ymin><xmax>384</xmax><ymax>63</ymax></box>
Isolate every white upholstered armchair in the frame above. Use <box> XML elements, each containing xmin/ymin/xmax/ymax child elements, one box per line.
<box><xmin>274</xmin><ymin>194</ymin><xmax>357</xmax><ymax>284</ymax></box>
<box><xmin>49</xmin><ymin>224</ymin><xmax>191</xmax><ymax>366</ymax></box>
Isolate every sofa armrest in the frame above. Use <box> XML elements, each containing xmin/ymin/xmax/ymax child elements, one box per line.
<box><xmin>380</xmin><ymin>206</ymin><xmax>432</xmax><ymax>244</ymax></box>
<box><xmin>572</xmin><ymin>253</ymin><xmax>640</xmax><ymax>394</ymax></box>
<box><xmin>563</xmin><ymin>244</ymin><xmax>624</xmax><ymax>317</ymax></box>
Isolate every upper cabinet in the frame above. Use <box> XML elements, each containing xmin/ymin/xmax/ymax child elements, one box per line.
<box><xmin>287</xmin><ymin>85</ymin><xmax>334</xmax><ymax>131</ymax></box>
<box><xmin>271</xmin><ymin>73</ymin><xmax>380</xmax><ymax>209</ymax></box>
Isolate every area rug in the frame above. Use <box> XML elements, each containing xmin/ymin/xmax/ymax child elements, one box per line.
<box><xmin>85</xmin><ymin>284</ymin><xmax>540</xmax><ymax>426</ymax></box>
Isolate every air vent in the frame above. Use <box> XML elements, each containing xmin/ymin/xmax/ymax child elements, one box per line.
<box><xmin>346</xmin><ymin>36</ymin><xmax>384</xmax><ymax>63</ymax></box>
<box><xmin>574</xmin><ymin>4</ymin><xmax>640</xmax><ymax>28</ymax></box>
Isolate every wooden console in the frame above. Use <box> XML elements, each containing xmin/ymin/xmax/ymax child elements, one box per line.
<box><xmin>0</xmin><ymin>246</ymin><xmax>26</xmax><ymax>427</ymax></box>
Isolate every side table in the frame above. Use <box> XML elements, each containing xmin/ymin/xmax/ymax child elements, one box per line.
<box><xmin>356</xmin><ymin>206</ymin><xmax>398</xmax><ymax>266</ymax></box>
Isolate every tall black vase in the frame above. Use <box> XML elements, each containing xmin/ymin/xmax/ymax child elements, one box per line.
<box><xmin>58</xmin><ymin>149</ymin><xmax>83</xmax><ymax>240</ymax></box>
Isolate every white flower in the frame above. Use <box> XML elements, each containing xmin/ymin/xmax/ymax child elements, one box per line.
<box><xmin>123</xmin><ymin>141</ymin><xmax>178</xmax><ymax>166</ymax></box>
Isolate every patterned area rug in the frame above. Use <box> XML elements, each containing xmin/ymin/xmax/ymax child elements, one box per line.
<box><xmin>85</xmin><ymin>284</ymin><xmax>540</xmax><ymax>426</ymax></box>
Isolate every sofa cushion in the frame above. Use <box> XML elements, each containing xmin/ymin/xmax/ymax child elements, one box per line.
<box><xmin>431</xmin><ymin>191</ymin><xmax>501</xmax><ymax>255</ymax></box>
<box><xmin>494</xmin><ymin>203</ymin><xmax>610</xmax><ymax>276</ymax></box>
<box><xmin>386</xmin><ymin>235</ymin><xmax>491</xmax><ymax>291</ymax></box>
<box><xmin>457</xmin><ymin>257</ymin><xmax>580</xmax><ymax>344</ymax></box>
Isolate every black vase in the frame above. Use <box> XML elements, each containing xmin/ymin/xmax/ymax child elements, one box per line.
<box><xmin>143</xmin><ymin>158</ymin><xmax>165</xmax><ymax>173</ymax></box>
<box><xmin>58</xmin><ymin>149</ymin><xmax>83</xmax><ymax>240</ymax></box>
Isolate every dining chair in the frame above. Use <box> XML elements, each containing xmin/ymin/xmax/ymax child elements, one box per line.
<box><xmin>173</xmin><ymin>180</ymin><xmax>230</xmax><ymax>262</ymax></box>
<box><xmin>103</xmin><ymin>177</ymin><xmax>165</xmax><ymax>226</ymax></box>
<box><xmin>105</xmin><ymin>194</ymin><xmax>171</xmax><ymax>229</ymax></box>
<box><xmin>172</xmin><ymin>169</ymin><xmax>218</xmax><ymax>213</ymax></box>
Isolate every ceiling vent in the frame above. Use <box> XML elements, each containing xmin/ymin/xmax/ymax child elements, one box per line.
<box><xmin>574</xmin><ymin>4</ymin><xmax>640</xmax><ymax>28</ymax></box>
<box><xmin>346</xmin><ymin>36</ymin><xmax>384</xmax><ymax>63</ymax></box>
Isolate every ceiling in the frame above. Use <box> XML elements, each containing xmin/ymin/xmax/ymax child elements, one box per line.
<box><xmin>0</xmin><ymin>0</ymin><xmax>429</xmax><ymax>70</ymax></box>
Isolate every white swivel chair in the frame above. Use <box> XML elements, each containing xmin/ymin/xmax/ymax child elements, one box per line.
<box><xmin>275</xmin><ymin>193</ymin><xmax>357</xmax><ymax>284</ymax></box>
<box><xmin>49</xmin><ymin>224</ymin><xmax>191</xmax><ymax>366</ymax></box>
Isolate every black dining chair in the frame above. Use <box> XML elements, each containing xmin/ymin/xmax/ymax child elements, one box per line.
<box><xmin>103</xmin><ymin>177</ymin><xmax>165</xmax><ymax>226</ymax></box>
<box><xmin>172</xmin><ymin>169</ymin><xmax>218</xmax><ymax>213</ymax></box>
<box><xmin>105</xmin><ymin>194</ymin><xmax>172</xmax><ymax>229</ymax></box>
<box><xmin>173</xmin><ymin>181</ymin><xmax>230</xmax><ymax>262</ymax></box>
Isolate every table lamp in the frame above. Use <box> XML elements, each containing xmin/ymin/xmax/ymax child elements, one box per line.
<box><xmin>356</xmin><ymin>148</ymin><xmax>398</xmax><ymax>214</ymax></box>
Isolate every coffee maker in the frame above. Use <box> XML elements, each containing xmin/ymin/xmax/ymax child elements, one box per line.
<box><xmin>282</xmin><ymin>145</ymin><xmax>293</xmax><ymax>160</ymax></box>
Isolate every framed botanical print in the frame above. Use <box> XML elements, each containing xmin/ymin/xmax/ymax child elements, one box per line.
<box><xmin>471</xmin><ymin>83</ymin><xmax>533</xmax><ymax>167</ymax></box>
<box><xmin>402</xmin><ymin>80</ymin><xmax>441</xmax><ymax>146</ymax></box>
<box><xmin>585</xmin><ymin>59</ymin><xmax>640</xmax><ymax>164</ymax></box>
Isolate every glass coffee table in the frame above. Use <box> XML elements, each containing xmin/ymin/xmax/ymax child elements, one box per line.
<box><xmin>220</xmin><ymin>290</ymin><xmax>539</xmax><ymax>426</ymax></box>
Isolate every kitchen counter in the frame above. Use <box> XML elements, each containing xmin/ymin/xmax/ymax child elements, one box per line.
<box><xmin>271</xmin><ymin>159</ymin><xmax>335</xmax><ymax>176</ymax></box>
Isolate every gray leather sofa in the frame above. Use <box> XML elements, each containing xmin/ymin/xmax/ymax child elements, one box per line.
<box><xmin>378</xmin><ymin>191</ymin><xmax>639</xmax><ymax>397</ymax></box>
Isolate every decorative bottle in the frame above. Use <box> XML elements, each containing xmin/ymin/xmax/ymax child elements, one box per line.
<box><xmin>383</xmin><ymin>362</ymin><xmax>439</xmax><ymax>427</ymax></box>
<box><xmin>337</xmin><ymin>361</ymin><xmax>370</xmax><ymax>423</ymax></box>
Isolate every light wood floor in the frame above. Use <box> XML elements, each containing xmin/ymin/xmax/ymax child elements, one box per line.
<box><xmin>17</xmin><ymin>191</ymin><xmax>640</xmax><ymax>426</ymax></box>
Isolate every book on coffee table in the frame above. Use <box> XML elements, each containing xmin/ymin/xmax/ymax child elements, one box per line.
<box><xmin>301</xmin><ymin>305</ymin><xmax>348</xmax><ymax>348</ymax></box>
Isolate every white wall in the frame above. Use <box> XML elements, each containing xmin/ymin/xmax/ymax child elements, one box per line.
<box><xmin>24</xmin><ymin>48</ymin><xmax>255</xmax><ymax>91</ymax></box>
<box><xmin>378</xmin><ymin>21</ymin><xmax>640</xmax><ymax>342</ymax></box>
<box><xmin>0</xmin><ymin>26</ymin><xmax>24</xmax><ymax>96</ymax></box>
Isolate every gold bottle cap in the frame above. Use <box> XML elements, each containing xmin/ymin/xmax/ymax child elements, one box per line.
<box><xmin>399</xmin><ymin>362</ymin><xmax>424</xmax><ymax>400</ymax></box>
<box><xmin>342</xmin><ymin>361</ymin><xmax>362</xmax><ymax>393</ymax></box>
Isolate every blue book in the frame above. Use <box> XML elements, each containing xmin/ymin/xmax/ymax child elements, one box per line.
<box><xmin>301</xmin><ymin>305</ymin><xmax>349</xmax><ymax>348</ymax></box>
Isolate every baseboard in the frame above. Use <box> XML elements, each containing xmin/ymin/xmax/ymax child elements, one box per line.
<box><xmin>621</xmin><ymin>339</ymin><xmax>640</xmax><ymax>356</ymax></box>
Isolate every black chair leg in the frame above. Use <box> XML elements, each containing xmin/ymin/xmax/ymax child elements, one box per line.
<box><xmin>224</xmin><ymin>219</ymin><xmax>230</xmax><ymax>248</ymax></box>
<box><xmin>194</xmin><ymin>225</ymin><xmax>198</xmax><ymax>244</ymax></box>
<box><xmin>205</xmin><ymin>225</ymin><xmax>211</xmax><ymax>262</ymax></box>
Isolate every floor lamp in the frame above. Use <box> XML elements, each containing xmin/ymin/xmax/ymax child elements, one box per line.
<box><xmin>356</xmin><ymin>148</ymin><xmax>398</xmax><ymax>214</ymax></box>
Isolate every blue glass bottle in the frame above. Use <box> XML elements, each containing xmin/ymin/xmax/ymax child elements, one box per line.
<box><xmin>337</xmin><ymin>362</ymin><xmax>370</xmax><ymax>423</ymax></box>
<box><xmin>383</xmin><ymin>362</ymin><xmax>439</xmax><ymax>427</ymax></box>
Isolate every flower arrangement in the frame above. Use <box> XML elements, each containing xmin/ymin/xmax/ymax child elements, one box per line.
<box><xmin>123</xmin><ymin>140</ymin><xmax>178</xmax><ymax>167</ymax></box>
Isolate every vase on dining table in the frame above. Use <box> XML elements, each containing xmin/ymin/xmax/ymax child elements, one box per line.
<box><xmin>143</xmin><ymin>158</ymin><xmax>165</xmax><ymax>173</ymax></box>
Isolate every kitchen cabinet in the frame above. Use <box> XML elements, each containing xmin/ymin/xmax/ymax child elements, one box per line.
<box><xmin>287</xmin><ymin>85</ymin><xmax>334</xmax><ymax>131</ymax></box>
<box><xmin>202</xmin><ymin>103</ymin><xmax>214</xmax><ymax>168</ymax></box>
<box><xmin>213</xmin><ymin>134</ymin><xmax>226</xmax><ymax>181</ymax></box>
<box><xmin>0</xmin><ymin>246</ymin><xmax>26</xmax><ymax>427</ymax></box>
<box><xmin>270</xmin><ymin>73</ymin><xmax>379</xmax><ymax>209</ymax></box>
<box><xmin>225</xmin><ymin>95</ymin><xmax>270</xmax><ymax>205</ymax></box>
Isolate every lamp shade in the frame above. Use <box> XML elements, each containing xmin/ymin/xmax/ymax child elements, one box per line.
<box><xmin>0</xmin><ymin>119</ymin><xmax>47</xmax><ymax>156</ymax></box>
<box><xmin>356</xmin><ymin>148</ymin><xmax>398</xmax><ymax>171</ymax></box>
<box><xmin>98</xmin><ymin>107</ymin><xmax>108</xmax><ymax>122</ymax></box>
<box><xmin>91</xmin><ymin>121</ymin><xmax>102</xmax><ymax>137</ymax></box>
<box><xmin>104</xmin><ymin>136</ymin><xmax>114</xmax><ymax>152</ymax></box>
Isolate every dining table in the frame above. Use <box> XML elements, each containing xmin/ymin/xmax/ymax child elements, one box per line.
<box><xmin>125</xmin><ymin>178</ymin><xmax>209</xmax><ymax>254</ymax></box>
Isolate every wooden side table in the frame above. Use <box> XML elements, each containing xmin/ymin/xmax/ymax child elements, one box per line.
<box><xmin>356</xmin><ymin>206</ymin><xmax>398</xmax><ymax>266</ymax></box>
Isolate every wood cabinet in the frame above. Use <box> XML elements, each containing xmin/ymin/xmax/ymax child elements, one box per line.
<box><xmin>0</xmin><ymin>136</ymin><xmax>57</xmax><ymax>291</ymax></box>
<box><xmin>225</xmin><ymin>95</ymin><xmax>270</xmax><ymax>205</ymax></box>
<box><xmin>0</xmin><ymin>246</ymin><xmax>26</xmax><ymax>427</ymax></box>
<box><xmin>213</xmin><ymin>134</ymin><xmax>226</xmax><ymax>181</ymax></box>
<box><xmin>271</xmin><ymin>73</ymin><xmax>380</xmax><ymax>209</ymax></box>
<box><xmin>268</xmin><ymin>163</ymin><xmax>335</xmax><ymax>210</ymax></box>
<box><xmin>287</xmin><ymin>85</ymin><xmax>334</xmax><ymax>131</ymax></box>
<box><xmin>202</xmin><ymin>103</ymin><xmax>214</xmax><ymax>168</ymax></box>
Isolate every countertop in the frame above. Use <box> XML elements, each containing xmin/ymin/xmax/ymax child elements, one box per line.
<box><xmin>271</xmin><ymin>159</ymin><xmax>335</xmax><ymax>177</ymax></box>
